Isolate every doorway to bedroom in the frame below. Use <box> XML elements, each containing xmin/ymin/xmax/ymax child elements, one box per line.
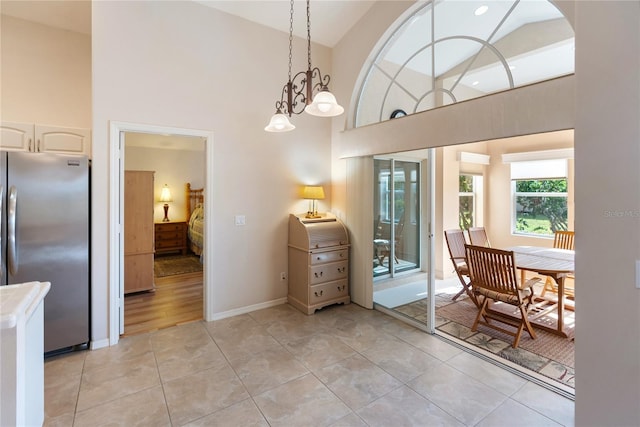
<box><xmin>121</xmin><ymin>131</ymin><xmax>206</xmax><ymax>336</ymax></box>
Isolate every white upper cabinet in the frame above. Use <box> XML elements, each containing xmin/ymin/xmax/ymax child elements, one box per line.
<box><xmin>0</xmin><ymin>122</ymin><xmax>34</xmax><ymax>151</ymax></box>
<box><xmin>1</xmin><ymin>122</ymin><xmax>91</xmax><ymax>157</ymax></box>
<box><xmin>35</xmin><ymin>125</ymin><xmax>91</xmax><ymax>156</ymax></box>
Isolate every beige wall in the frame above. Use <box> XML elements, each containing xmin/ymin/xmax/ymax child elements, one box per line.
<box><xmin>90</xmin><ymin>1</ymin><xmax>334</xmax><ymax>340</ymax></box>
<box><xmin>125</xmin><ymin>145</ymin><xmax>205</xmax><ymax>223</ymax></box>
<box><xmin>1</xmin><ymin>15</ymin><xmax>91</xmax><ymax>128</ymax></box>
<box><xmin>574</xmin><ymin>1</ymin><xmax>640</xmax><ymax>425</ymax></box>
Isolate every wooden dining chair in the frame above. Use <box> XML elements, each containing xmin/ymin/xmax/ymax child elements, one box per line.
<box><xmin>554</xmin><ymin>230</ymin><xmax>575</xmax><ymax>250</ymax></box>
<box><xmin>465</xmin><ymin>244</ymin><xmax>542</xmax><ymax>348</ymax></box>
<box><xmin>468</xmin><ymin>226</ymin><xmax>491</xmax><ymax>247</ymax></box>
<box><xmin>374</xmin><ymin>215</ymin><xmax>405</xmax><ymax>266</ymax></box>
<box><xmin>541</xmin><ymin>230</ymin><xmax>575</xmax><ymax>297</ymax></box>
<box><xmin>468</xmin><ymin>224</ymin><xmax>527</xmax><ymax>286</ymax></box>
<box><xmin>444</xmin><ymin>229</ymin><xmax>478</xmax><ymax>307</ymax></box>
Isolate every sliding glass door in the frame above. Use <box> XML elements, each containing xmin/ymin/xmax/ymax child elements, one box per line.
<box><xmin>373</xmin><ymin>158</ymin><xmax>420</xmax><ymax>278</ymax></box>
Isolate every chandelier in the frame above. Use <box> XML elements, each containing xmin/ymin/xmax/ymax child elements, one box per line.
<box><xmin>264</xmin><ymin>0</ymin><xmax>344</xmax><ymax>132</ymax></box>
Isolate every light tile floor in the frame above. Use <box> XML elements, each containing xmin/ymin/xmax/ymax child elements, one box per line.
<box><xmin>44</xmin><ymin>303</ymin><xmax>574</xmax><ymax>426</ymax></box>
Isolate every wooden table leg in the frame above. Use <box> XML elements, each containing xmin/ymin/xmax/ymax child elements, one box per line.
<box><xmin>553</xmin><ymin>273</ymin><xmax>566</xmax><ymax>335</ymax></box>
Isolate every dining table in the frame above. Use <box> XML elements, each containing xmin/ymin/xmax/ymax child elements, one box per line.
<box><xmin>506</xmin><ymin>245</ymin><xmax>575</xmax><ymax>338</ymax></box>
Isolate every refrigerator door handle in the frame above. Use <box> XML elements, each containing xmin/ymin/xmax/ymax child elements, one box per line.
<box><xmin>7</xmin><ymin>185</ymin><xmax>18</xmax><ymax>275</ymax></box>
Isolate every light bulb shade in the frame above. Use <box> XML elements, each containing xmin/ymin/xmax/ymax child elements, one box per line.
<box><xmin>302</xmin><ymin>186</ymin><xmax>325</xmax><ymax>200</ymax></box>
<box><xmin>265</xmin><ymin>112</ymin><xmax>295</xmax><ymax>132</ymax></box>
<box><xmin>305</xmin><ymin>89</ymin><xmax>344</xmax><ymax>117</ymax></box>
<box><xmin>159</xmin><ymin>185</ymin><xmax>172</xmax><ymax>202</ymax></box>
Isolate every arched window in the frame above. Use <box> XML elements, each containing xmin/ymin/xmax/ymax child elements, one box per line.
<box><xmin>354</xmin><ymin>0</ymin><xmax>574</xmax><ymax>128</ymax></box>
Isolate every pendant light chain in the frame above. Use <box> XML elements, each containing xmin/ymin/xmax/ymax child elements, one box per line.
<box><xmin>288</xmin><ymin>0</ymin><xmax>294</xmax><ymax>83</ymax></box>
<box><xmin>307</xmin><ymin>0</ymin><xmax>312</xmax><ymax>71</ymax></box>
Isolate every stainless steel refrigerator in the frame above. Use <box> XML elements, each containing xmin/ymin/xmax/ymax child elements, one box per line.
<box><xmin>1</xmin><ymin>151</ymin><xmax>89</xmax><ymax>353</ymax></box>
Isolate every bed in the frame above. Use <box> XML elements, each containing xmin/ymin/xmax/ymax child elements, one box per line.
<box><xmin>185</xmin><ymin>183</ymin><xmax>204</xmax><ymax>256</ymax></box>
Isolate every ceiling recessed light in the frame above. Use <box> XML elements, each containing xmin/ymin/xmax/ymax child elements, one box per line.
<box><xmin>475</xmin><ymin>5</ymin><xmax>489</xmax><ymax>16</ymax></box>
<box><xmin>472</xmin><ymin>81</ymin><xmax>480</xmax><ymax>86</ymax></box>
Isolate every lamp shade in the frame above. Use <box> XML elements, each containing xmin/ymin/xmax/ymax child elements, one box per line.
<box><xmin>265</xmin><ymin>112</ymin><xmax>295</xmax><ymax>132</ymax></box>
<box><xmin>160</xmin><ymin>185</ymin><xmax>172</xmax><ymax>202</ymax></box>
<box><xmin>305</xmin><ymin>89</ymin><xmax>344</xmax><ymax>117</ymax></box>
<box><xmin>302</xmin><ymin>186</ymin><xmax>325</xmax><ymax>200</ymax></box>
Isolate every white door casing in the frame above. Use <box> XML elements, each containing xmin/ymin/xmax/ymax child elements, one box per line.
<box><xmin>108</xmin><ymin>121</ymin><xmax>214</xmax><ymax>346</ymax></box>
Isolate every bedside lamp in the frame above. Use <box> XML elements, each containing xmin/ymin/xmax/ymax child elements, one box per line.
<box><xmin>302</xmin><ymin>186</ymin><xmax>325</xmax><ymax>219</ymax></box>
<box><xmin>160</xmin><ymin>184</ymin><xmax>172</xmax><ymax>222</ymax></box>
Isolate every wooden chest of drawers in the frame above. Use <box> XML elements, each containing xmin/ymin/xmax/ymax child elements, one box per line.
<box><xmin>288</xmin><ymin>213</ymin><xmax>350</xmax><ymax>315</ymax></box>
<box><xmin>154</xmin><ymin>222</ymin><xmax>187</xmax><ymax>255</ymax></box>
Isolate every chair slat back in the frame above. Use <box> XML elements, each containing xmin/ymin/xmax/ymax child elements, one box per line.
<box><xmin>553</xmin><ymin>230</ymin><xmax>575</xmax><ymax>250</ymax></box>
<box><xmin>465</xmin><ymin>244</ymin><xmax>520</xmax><ymax>299</ymax></box>
<box><xmin>468</xmin><ymin>226</ymin><xmax>491</xmax><ymax>247</ymax></box>
<box><xmin>444</xmin><ymin>229</ymin><xmax>467</xmax><ymax>262</ymax></box>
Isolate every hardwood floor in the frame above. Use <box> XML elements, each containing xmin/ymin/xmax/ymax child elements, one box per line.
<box><xmin>123</xmin><ymin>271</ymin><xmax>203</xmax><ymax>336</ymax></box>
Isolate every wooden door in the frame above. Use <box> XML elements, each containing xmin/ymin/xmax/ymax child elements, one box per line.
<box><xmin>124</xmin><ymin>170</ymin><xmax>155</xmax><ymax>293</ymax></box>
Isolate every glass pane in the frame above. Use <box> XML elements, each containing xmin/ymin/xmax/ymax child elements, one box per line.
<box><xmin>515</xmin><ymin>195</ymin><xmax>568</xmax><ymax>234</ymax></box>
<box><xmin>459</xmin><ymin>174</ymin><xmax>474</xmax><ymax>192</ymax></box>
<box><xmin>382</xmin><ymin>81</ymin><xmax>419</xmax><ymax>120</ymax></box>
<box><xmin>440</xmin><ymin>43</ymin><xmax>513</xmax><ymax>100</ymax></box>
<box><xmin>393</xmin><ymin>160</ymin><xmax>419</xmax><ymax>274</ymax></box>
<box><xmin>379</xmin><ymin>4</ymin><xmax>432</xmax><ymax>71</ymax></box>
<box><xmin>459</xmin><ymin>195</ymin><xmax>474</xmax><ymax>229</ymax></box>
<box><xmin>459</xmin><ymin>174</ymin><xmax>478</xmax><ymax>230</ymax></box>
<box><xmin>499</xmin><ymin>1</ymin><xmax>575</xmax><ymax>86</ymax></box>
<box><xmin>493</xmin><ymin>0</ymin><xmax>566</xmax><ymax>43</ymax></box>
<box><xmin>434</xmin><ymin>0</ymin><xmax>519</xmax><ymax>43</ymax></box>
<box><xmin>516</xmin><ymin>179</ymin><xmax>567</xmax><ymax>192</ymax></box>
<box><xmin>374</xmin><ymin>159</ymin><xmax>392</xmax><ymax>277</ymax></box>
<box><xmin>356</xmin><ymin>67</ymin><xmax>393</xmax><ymax>127</ymax></box>
<box><xmin>395</xmin><ymin>47</ymin><xmax>434</xmax><ymax>100</ymax></box>
<box><xmin>373</xmin><ymin>159</ymin><xmax>420</xmax><ymax>277</ymax></box>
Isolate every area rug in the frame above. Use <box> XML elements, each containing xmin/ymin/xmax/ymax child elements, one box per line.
<box><xmin>154</xmin><ymin>255</ymin><xmax>203</xmax><ymax>277</ymax></box>
<box><xmin>394</xmin><ymin>291</ymin><xmax>575</xmax><ymax>389</ymax></box>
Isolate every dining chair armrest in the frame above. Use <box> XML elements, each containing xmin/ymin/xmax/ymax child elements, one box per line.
<box><xmin>519</xmin><ymin>276</ymin><xmax>542</xmax><ymax>290</ymax></box>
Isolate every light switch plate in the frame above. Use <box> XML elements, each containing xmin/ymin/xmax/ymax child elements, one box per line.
<box><xmin>235</xmin><ymin>215</ymin><xmax>246</xmax><ymax>226</ymax></box>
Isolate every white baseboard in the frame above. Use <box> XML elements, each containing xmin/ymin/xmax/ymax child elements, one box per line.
<box><xmin>90</xmin><ymin>338</ymin><xmax>110</xmax><ymax>350</ymax></box>
<box><xmin>210</xmin><ymin>297</ymin><xmax>288</xmax><ymax>321</ymax></box>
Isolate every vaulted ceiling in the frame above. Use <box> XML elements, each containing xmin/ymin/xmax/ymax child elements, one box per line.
<box><xmin>0</xmin><ymin>0</ymin><xmax>375</xmax><ymax>47</ymax></box>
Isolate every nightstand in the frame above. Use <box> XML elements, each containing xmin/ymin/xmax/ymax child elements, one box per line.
<box><xmin>155</xmin><ymin>222</ymin><xmax>187</xmax><ymax>255</ymax></box>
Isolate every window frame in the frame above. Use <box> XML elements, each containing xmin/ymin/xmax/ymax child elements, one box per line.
<box><xmin>511</xmin><ymin>177</ymin><xmax>568</xmax><ymax>237</ymax></box>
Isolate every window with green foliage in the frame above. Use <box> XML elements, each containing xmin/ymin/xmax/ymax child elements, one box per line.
<box><xmin>513</xmin><ymin>178</ymin><xmax>567</xmax><ymax>235</ymax></box>
<box><xmin>459</xmin><ymin>174</ymin><xmax>483</xmax><ymax>230</ymax></box>
<box><xmin>459</xmin><ymin>175</ymin><xmax>474</xmax><ymax>230</ymax></box>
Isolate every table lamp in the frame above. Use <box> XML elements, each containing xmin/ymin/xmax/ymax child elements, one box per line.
<box><xmin>302</xmin><ymin>186</ymin><xmax>325</xmax><ymax>218</ymax></box>
<box><xmin>160</xmin><ymin>184</ymin><xmax>172</xmax><ymax>222</ymax></box>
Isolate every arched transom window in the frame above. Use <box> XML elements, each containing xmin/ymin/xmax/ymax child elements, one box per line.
<box><xmin>354</xmin><ymin>0</ymin><xmax>575</xmax><ymax>128</ymax></box>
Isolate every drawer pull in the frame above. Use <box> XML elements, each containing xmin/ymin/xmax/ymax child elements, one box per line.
<box><xmin>337</xmin><ymin>285</ymin><xmax>346</xmax><ymax>292</ymax></box>
<box><xmin>337</xmin><ymin>267</ymin><xmax>346</xmax><ymax>273</ymax></box>
<box><xmin>316</xmin><ymin>256</ymin><xmax>321</xmax><ymax>261</ymax></box>
<box><xmin>340</xmin><ymin>253</ymin><xmax>344</xmax><ymax>257</ymax></box>
<box><xmin>314</xmin><ymin>290</ymin><xmax>324</xmax><ymax>297</ymax></box>
<box><xmin>314</xmin><ymin>271</ymin><xmax>323</xmax><ymax>278</ymax></box>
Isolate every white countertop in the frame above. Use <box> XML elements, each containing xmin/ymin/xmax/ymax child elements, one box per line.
<box><xmin>0</xmin><ymin>281</ymin><xmax>51</xmax><ymax>329</ymax></box>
